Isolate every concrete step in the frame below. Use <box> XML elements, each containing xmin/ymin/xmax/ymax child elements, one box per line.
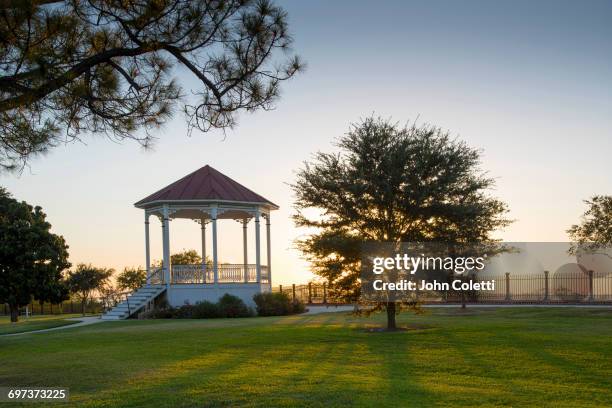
<box><xmin>101</xmin><ymin>286</ymin><xmax>166</xmax><ymax>320</ymax></box>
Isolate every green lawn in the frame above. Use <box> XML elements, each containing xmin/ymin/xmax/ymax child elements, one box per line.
<box><xmin>0</xmin><ymin>308</ymin><xmax>610</xmax><ymax>407</ymax></box>
<box><xmin>0</xmin><ymin>314</ymin><xmax>85</xmax><ymax>335</ymax></box>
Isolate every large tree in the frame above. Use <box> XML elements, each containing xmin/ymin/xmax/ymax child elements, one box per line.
<box><xmin>33</xmin><ymin>274</ymin><xmax>69</xmax><ymax>314</ymax></box>
<box><xmin>0</xmin><ymin>187</ymin><xmax>70</xmax><ymax>322</ymax></box>
<box><xmin>568</xmin><ymin>195</ymin><xmax>612</xmax><ymax>258</ymax></box>
<box><xmin>292</xmin><ymin>117</ymin><xmax>510</xmax><ymax>329</ymax></box>
<box><xmin>0</xmin><ymin>0</ymin><xmax>303</xmax><ymax>170</ymax></box>
<box><xmin>66</xmin><ymin>263</ymin><xmax>113</xmax><ymax>315</ymax></box>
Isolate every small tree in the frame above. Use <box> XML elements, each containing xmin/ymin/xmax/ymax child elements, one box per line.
<box><xmin>292</xmin><ymin>117</ymin><xmax>510</xmax><ymax>329</ymax></box>
<box><xmin>66</xmin><ymin>264</ymin><xmax>113</xmax><ymax>315</ymax></box>
<box><xmin>98</xmin><ymin>283</ymin><xmax>122</xmax><ymax>312</ymax></box>
<box><xmin>116</xmin><ymin>267</ymin><xmax>146</xmax><ymax>292</ymax></box>
<box><xmin>0</xmin><ymin>188</ymin><xmax>70</xmax><ymax>322</ymax></box>
<box><xmin>568</xmin><ymin>195</ymin><xmax>612</xmax><ymax>258</ymax></box>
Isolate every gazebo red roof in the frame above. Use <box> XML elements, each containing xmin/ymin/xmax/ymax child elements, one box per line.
<box><xmin>134</xmin><ymin>165</ymin><xmax>278</xmax><ymax>208</ymax></box>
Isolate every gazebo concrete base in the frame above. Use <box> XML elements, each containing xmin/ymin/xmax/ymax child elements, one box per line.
<box><xmin>167</xmin><ymin>283</ymin><xmax>271</xmax><ymax>308</ymax></box>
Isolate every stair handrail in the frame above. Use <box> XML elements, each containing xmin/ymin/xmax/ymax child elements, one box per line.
<box><xmin>118</xmin><ymin>291</ymin><xmax>133</xmax><ymax>317</ymax></box>
<box><xmin>126</xmin><ymin>293</ymin><xmax>131</xmax><ymax>316</ymax></box>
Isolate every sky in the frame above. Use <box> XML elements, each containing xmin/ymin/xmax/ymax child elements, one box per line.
<box><xmin>1</xmin><ymin>0</ymin><xmax>611</xmax><ymax>284</ymax></box>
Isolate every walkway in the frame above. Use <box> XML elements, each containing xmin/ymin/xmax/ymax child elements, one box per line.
<box><xmin>3</xmin><ymin>316</ymin><xmax>103</xmax><ymax>337</ymax></box>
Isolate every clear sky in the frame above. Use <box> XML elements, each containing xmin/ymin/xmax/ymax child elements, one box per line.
<box><xmin>1</xmin><ymin>0</ymin><xmax>610</xmax><ymax>284</ymax></box>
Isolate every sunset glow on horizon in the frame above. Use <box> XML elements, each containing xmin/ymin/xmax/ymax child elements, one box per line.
<box><xmin>2</xmin><ymin>0</ymin><xmax>610</xmax><ymax>285</ymax></box>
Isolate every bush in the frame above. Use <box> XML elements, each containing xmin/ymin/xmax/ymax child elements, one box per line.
<box><xmin>142</xmin><ymin>303</ymin><xmax>178</xmax><ymax>319</ymax></box>
<box><xmin>175</xmin><ymin>303</ymin><xmax>195</xmax><ymax>318</ymax></box>
<box><xmin>142</xmin><ymin>308</ymin><xmax>175</xmax><ymax>319</ymax></box>
<box><xmin>142</xmin><ymin>294</ymin><xmax>253</xmax><ymax>319</ymax></box>
<box><xmin>292</xmin><ymin>299</ymin><xmax>306</xmax><ymax>314</ymax></box>
<box><xmin>192</xmin><ymin>300</ymin><xmax>220</xmax><ymax>318</ymax></box>
<box><xmin>217</xmin><ymin>294</ymin><xmax>253</xmax><ymax>318</ymax></box>
<box><xmin>253</xmin><ymin>292</ymin><xmax>306</xmax><ymax>316</ymax></box>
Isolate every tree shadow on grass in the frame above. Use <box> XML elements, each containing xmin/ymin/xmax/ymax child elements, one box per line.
<box><xmin>361</xmin><ymin>324</ymin><xmax>435</xmax><ymax>406</ymax></box>
<box><xmin>70</xmin><ymin>350</ymin><xmax>249</xmax><ymax>407</ymax></box>
<box><xmin>72</xmin><ymin>323</ymin><xmax>389</xmax><ymax>407</ymax></box>
<box><xmin>440</xmin><ymin>330</ymin><xmax>535</xmax><ymax>406</ymax></box>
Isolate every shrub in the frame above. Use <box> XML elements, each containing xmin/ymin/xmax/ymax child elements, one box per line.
<box><xmin>142</xmin><ymin>294</ymin><xmax>253</xmax><ymax>319</ymax></box>
<box><xmin>253</xmin><ymin>292</ymin><xmax>306</xmax><ymax>316</ymax></box>
<box><xmin>291</xmin><ymin>299</ymin><xmax>306</xmax><ymax>314</ymax></box>
<box><xmin>217</xmin><ymin>294</ymin><xmax>253</xmax><ymax>318</ymax></box>
<box><xmin>192</xmin><ymin>300</ymin><xmax>220</xmax><ymax>318</ymax></box>
<box><xmin>142</xmin><ymin>304</ymin><xmax>178</xmax><ymax>319</ymax></box>
<box><xmin>175</xmin><ymin>303</ymin><xmax>195</xmax><ymax>318</ymax></box>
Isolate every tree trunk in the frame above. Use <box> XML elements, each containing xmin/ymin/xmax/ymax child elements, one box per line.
<box><xmin>39</xmin><ymin>300</ymin><xmax>44</xmax><ymax>315</ymax></box>
<box><xmin>9</xmin><ymin>304</ymin><xmax>19</xmax><ymax>323</ymax></box>
<box><xmin>81</xmin><ymin>299</ymin><xmax>86</xmax><ymax>316</ymax></box>
<box><xmin>386</xmin><ymin>302</ymin><xmax>397</xmax><ymax>330</ymax></box>
<box><xmin>461</xmin><ymin>291</ymin><xmax>467</xmax><ymax>309</ymax></box>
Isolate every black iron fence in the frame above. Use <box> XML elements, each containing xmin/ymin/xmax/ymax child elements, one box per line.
<box><xmin>4</xmin><ymin>271</ymin><xmax>609</xmax><ymax>316</ymax></box>
<box><xmin>274</xmin><ymin>271</ymin><xmax>612</xmax><ymax>305</ymax></box>
<box><xmin>1</xmin><ymin>300</ymin><xmax>104</xmax><ymax>316</ymax></box>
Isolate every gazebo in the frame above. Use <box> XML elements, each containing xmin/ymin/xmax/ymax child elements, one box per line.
<box><xmin>102</xmin><ymin>165</ymin><xmax>277</xmax><ymax>319</ymax></box>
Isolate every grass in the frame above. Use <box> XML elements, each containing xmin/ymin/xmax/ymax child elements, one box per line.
<box><xmin>0</xmin><ymin>314</ymin><xmax>86</xmax><ymax>335</ymax></box>
<box><xmin>0</xmin><ymin>307</ymin><xmax>611</xmax><ymax>407</ymax></box>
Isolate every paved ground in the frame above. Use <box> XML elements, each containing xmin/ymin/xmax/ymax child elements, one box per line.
<box><xmin>305</xmin><ymin>305</ymin><xmax>356</xmax><ymax>314</ymax></box>
<box><xmin>304</xmin><ymin>303</ymin><xmax>612</xmax><ymax>315</ymax></box>
<box><xmin>3</xmin><ymin>316</ymin><xmax>103</xmax><ymax>337</ymax></box>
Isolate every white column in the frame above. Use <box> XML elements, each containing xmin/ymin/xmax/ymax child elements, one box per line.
<box><xmin>145</xmin><ymin>213</ymin><xmax>151</xmax><ymax>284</ymax></box>
<box><xmin>243</xmin><ymin>219</ymin><xmax>249</xmax><ymax>283</ymax></box>
<box><xmin>162</xmin><ymin>205</ymin><xmax>171</xmax><ymax>288</ymax></box>
<box><xmin>201</xmin><ymin>219</ymin><xmax>207</xmax><ymax>282</ymax></box>
<box><xmin>255</xmin><ymin>209</ymin><xmax>261</xmax><ymax>283</ymax></box>
<box><xmin>211</xmin><ymin>207</ymin><xmax>218</xmax><ymax>284</ymax></box>
<box><xmin>266</xmin><ymin>213</ymin><xmax>271</xmax><ymax>284</ymax></box>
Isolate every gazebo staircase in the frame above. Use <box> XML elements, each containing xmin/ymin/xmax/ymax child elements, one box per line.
<box><xmin>101</xmin><ymin>284</ymin><xmax>166</xmax><ymax>320</ymax></box>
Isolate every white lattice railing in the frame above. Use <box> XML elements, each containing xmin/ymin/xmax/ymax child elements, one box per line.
<box><xmin>165</xmin><ymin>264</ymin><xmax>269</xmax><ymax>284</ymax></box>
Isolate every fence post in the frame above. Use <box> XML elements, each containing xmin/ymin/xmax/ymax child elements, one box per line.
<box><xmin>505</xmin><ymin>272</ymin><xmax>511</xmax><ymax>302</ymax></box>
<box><xmin>308</xmin><ymin>282</ymin><xmax>312</xmax><ymax>304</ymax></box>
<box><xmin>292</xmin><ymin>284</ymin><xmax>296</xmax><ymax>302</ymax></box>
<box><xmin>323</xmin><ymin>282</ymin><xmax>327</xmax><ymax>305</ymax></box>
<box><xmin>588</xmin><ymin>270</ymin><xmax>594</xmax><ymax>302</ymax></box>
<box><xmin>279</xmin><ymin>285</ymin><xmax>283</xmax><ymax>294</ymax></box>
<box><xmin>544</xmin><ymin>270</ymin><xmax>549</xmax><ymax>302</ymax></box>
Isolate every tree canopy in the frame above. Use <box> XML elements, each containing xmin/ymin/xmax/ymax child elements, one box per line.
<box><xmin>153</xmin><ymin>248</ymin><xmax>211</xmax><ymax>267</ymax></box>
<box><xmin>66</xmin><ymin>263</ymin><xmax>113</xmax><ymax>315</ymax></box>
<box><xmin>0</xmin><ymin>187</ymin><xmax>70</xmax><ymax>321</ymax></box>
<box><xmin>292</xmin><ymin>117</ymin><xmax>511</xmax><ymax>329</ymax></box>
<box><xmin>568</xmin><ymin>195</ymin><xmax>612</xmax><ymax>257</ymax></box>
<box><xmin>116</xmin><ymin>266</ymin><xmax>146</xmax><ymax>292</ymax></box>
<box><xmin>0</xmin><ymin>0</ymin><xmax>303</xmax><ymax>170</ymax></box>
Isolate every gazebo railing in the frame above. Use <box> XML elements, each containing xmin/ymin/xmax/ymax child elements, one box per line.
<box><xmin>168</xmin><ymin>264</ymin><xmax>269</xmax><ymax>284</ymax></box>
<box><xmin>150</xmin><ymin>267</ymin><xmax>164</xmax><ymax>284</ymax></box>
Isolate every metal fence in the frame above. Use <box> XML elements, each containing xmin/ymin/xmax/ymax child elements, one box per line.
<box><xmin>1</xmin><ymin>300</ymin><xmax>104</xmax><ymax>316</ymax></box>
<box><xmin>274</xmin><ymin>271</ymin><xmax>612</xmax><ymax>305</ymax></box>
<box><xmin>4</xmin><ymin>272</ymin><xmax>610</xmax><ymax>316</ymax></box>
